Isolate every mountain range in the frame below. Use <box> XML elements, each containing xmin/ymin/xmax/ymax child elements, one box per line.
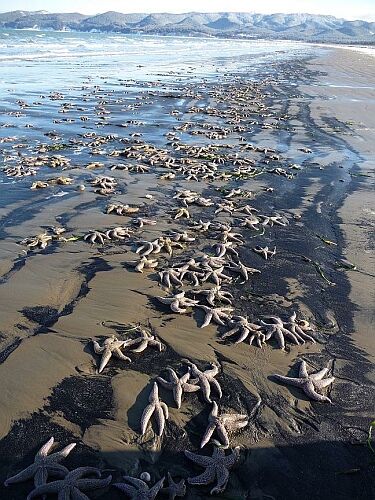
<box><xmin>0</xmin><ymin>10</ymin><xmax>374</xmax><ymax>43</ymax></box>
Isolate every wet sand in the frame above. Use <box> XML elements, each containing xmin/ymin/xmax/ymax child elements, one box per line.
<box><xmin>0</xmin><ymin>48</ymin><xmax>374</xmax><ymax>499</ymax></box>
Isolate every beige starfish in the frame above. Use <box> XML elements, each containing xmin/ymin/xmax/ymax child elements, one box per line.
<box><xmin>174</xmin><ymin>207</ymin><xmax>190</xmax><ymax>219</ymax></box>
<box><xmin>273</xmin><ymin>360</ymin><xmax>334</xmax><ymax>403</ymax></box>
<box><xmin>222</xmin><ymin>316</ymin><xmax>265</xmax><ymax>346</ymax></box>
<box><xmin>4</xmin><ymin>437</ymin><xmax>76</xmax><ymax>488</ymax></box>
<box><xmin>157</xmin><ymin>291</ymin><xmax>199</xmax><ymax>313</ymax></box>
<box><xmin>157</xmin><ymin>367</ymin><xmax>200</xmax><ymax>408</ymax></box>
<box><xmin>184</xmin><ymin>361</ymin><xmax>222</xmax><ymax>403</ymax></box>
<box><xmin>227</xmin><ymin>259</ymin><xmax>260</xmax><ymax>282</ymax></box>
<box><xmin>106</xmin><ymin>203</ymin><xmax>139</xmax><ymax>216</ymax></box>
<box><xmin>202</xmin><ymin>266</ymin><xmax>232</xmax><ymax>286</ymax></box>
<box><xmin>201</xmin><ymin>401</ymin><xmax>248</xmax><ymax>448</ymax></box>
<box><xmin>92</xmin><ymin>336</ymin><xmax>135</xmax><ymax>373</ymax></box>
<box><xmin>127</xmin><ymin>256</ymin><xmax>158</xmax><ymax>273</ymax></box>
<box><xmin>195</xmin><ymin>285</ymin><xmax>233</xmax><ymax>306</ymax></box>
<box><xmin>106</xmin><ymin>227</ymin><xmax>132</xmax><ymax>240</ymax></box>
<box><xmin>184</xmin><ymin>447</ymin><xmax>240</xmax><ymax>495</ymax></box>
<box><xmin>84</xmin><ymin>230</ymin><xmax>109</xmax><ymax>245</ymax></box>
<box><xmin>213</xmin><ymin>241</ymin><xmax>239</xmax><ymax>258</ymax></box>
<box><xmin>141</xmin><ymin>382</ymin><xmax>169</xmax><ymax>436</ymax></box>
<box><xmin>131</xmin><ymin>328</ymin><xmax>165</xmax><ymax>353</ymax></box>
<box><xmin>253</xmin><ymin>245</ymin><xmax>276</xmax><ymax>260</ymax></box>
<box><xmin>20</xmin><ymin>232</ymin><xmax>53</xmax><ymax>250</ymax></box>
<box><xmin>198</xmin><ymin>305</ymin><xmax>233</xmax><ymax>328</ymax></box>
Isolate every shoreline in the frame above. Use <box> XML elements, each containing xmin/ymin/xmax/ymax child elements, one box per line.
<box><xmin>0</xmin><ymin>47</ymin><xmax>374</xmax><ymax>499</ymax></box>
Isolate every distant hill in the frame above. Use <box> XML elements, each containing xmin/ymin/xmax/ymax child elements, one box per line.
<box><xmin>0</xmin><ymin>10</ymin><xmax>374</xmax><ymax>43</ymax></box>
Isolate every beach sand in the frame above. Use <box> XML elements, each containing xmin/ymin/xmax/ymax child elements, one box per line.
<box><xmin>0</xmin><ymin>47</ymin><xmax>374</xmax><ymax>499</ymax></box>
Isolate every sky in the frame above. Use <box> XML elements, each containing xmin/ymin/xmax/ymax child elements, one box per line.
<box><xmin>1</xmin><ymin>0</ymin><xmax>374</xmax><ymax>22</ymax></box>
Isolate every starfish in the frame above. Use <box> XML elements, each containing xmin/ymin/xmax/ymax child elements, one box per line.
<box><xmin>253</xmin><ymin>245</ymin><xmax>276</xmax><ymax>260</ymax></box>
<box><xmin>158</xmin><ymin>269</ymin><xmax>183</xmax><ymax>288</ymax></box>
<box><xmin>195</xmin><ymin>285</ymin><xmax>233</xmax><ymax>306</ymax></box>
<box><xmin>4</xmin><ymin>437</ymin><xmax>75</xmax><ymax>488</ymax></box>
<box><xmin>136</xmin><ymin>239</ymin><xmax>162</xmax><ymax>257</ymax></box>
<box><xmin>200</xmin><ymin>401</ymin><xmax>248</xmax><ymax>448</ymax></box>
<box><xmin>273</xmin><ymin>360</ymin><xmax>334</xmax><ymax>403</ymax></box>
<box><xmin>128</xmin><ymin>256</ymin><xmax>158</xmax><ymax>273</ymax></box>
<box><xmin>161</xmin><ymin>473</ymin><xmax>186</xmax><ymax>499</ymax></box>
<box><xmin>156</xmin><ymin>291</ymin><xmax>199</xmax><ymax>314</ymax></box>
<box><xmin>157</xmin><ymin>367</ymin><xmax>200</xmax><ymax>408</ymax></box>
<box><xmin>191</xmin><ymin>220</ymin><xmax>212</xmax><ymax>232</ymax></box>
<box><xmin>222</xmin><ymin>316</ymin><xmax>265</xmax><ymax>346</ymax></box>
<box><xmin>213</xmin><ymin>241</ymin><xmax>238</xmax><ymax>259</ymax></box>
<box><xmin>260</xmin><ymin>316</ymin><xmax>313</xmax><ymax>350</ymax></box>
<box><xmin>202</xmin><ymin>266</ymin><xmax>232</xmax><ymax>286</ymax></box>
<box><xmin>84</xmin><ymin>230</ymin><xmax>109</xmax><ymax>245</ymax></box>
<box><xmin>227</xmin><ymin>259</ymin><xmax>260</xmax><ymax>282</ymax></box>
<box><xmin>174</xmin><ymin>207</ymin><xmax>190</xmax><ymax>219</ymax></box>
<box><xmin>107</xmin><ymin>203</ymin><xmax>139</xmax><ymax>216</ymax></box>
<box><xmin>260</xmin><ymin>214</ymin><xmax>288</xmax><ymax>227</ymax></box>
<box><xmin>106</xmin><ymin>227</ymin><xmax>132</xmax><ymax>240</ymax></box>
<box><xmin>184</xmin><ymin>361</ymin><xmax>222</xmax><ymax>403</ymax></box>
<box><xmin>285</xmin><ymin>312</ymin><xmax>316</xmax><ymax>344</ymax></box>
<box><xmin>198</xmin><ymin>305</ymin><xmax>233</xmax><ymax>328</ymax></box>
<box><xmin>20</xmin><ymin>232</ymin><xmax>53</xmax><ymax>250</ymax></box>
<box><xmin>141</xmin><ymin>382</ymin><xmax>169</xmax><ymax>436</ymax></box>
<box><xmin>214</xmin><ymin>201</ymin><xmax>236</xmax><ymax>215</ymax></box>
<box><xmin>158</xmin><ymin>237</ymin><xmax>184</xmax><ymax>256</ymax></box>
<box><xmin>167</xmin><ymin>230</ymin><xmax>195</xmax><ymax>242</ymax></box>
<box><xmin>92</xmin><ymin>335</ymin><xmax>134</xmax><ymax>373</ymax></box>
<box><xmin>221</xmin><ymin>228</ymin><xmax>243</xmax><ymax>244</ymax></box>
<box><xmin>114</xmin><ymin>476</ymin><xmax>165</xmax><ymax>499</ymax></box>
<box><xmin>184</xmin><ymin>447</ymin><xmax>240</xmax><ymax>495</ymax></box>
<box><xmin>132</xmin><ymin>217</ymin><xmax>157</xmax><ymax>228</ymax></box>
<box><xmin>27</xmin><ymin>467</ymin><xmax>112</xmax><ymax>500</ymax></box>
<box><xmin>131</xmin><ymin>328</ymin><xmax>165</xmax><ymax>353</ymax></box>
<box><xmin>239</xmin><ymin>216</ymin><xmax>261</xmax><ymax>231</ymax></box>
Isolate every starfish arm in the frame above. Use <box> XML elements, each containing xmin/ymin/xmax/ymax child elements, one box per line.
<box><xmin>98</xmin><ymin>349</ymin><xmax>112</xmax><ymax>373</ymax></box>
<box><xmin>160</xmin><ymin>402</ymin><xmax>169</xmax><ymax>420</ymax></box>
<box><xmin>154</xmin><ymin>405</ymin><xmax>166</xmax><ymax>436</ymax></box>
<box><xmin>273</xmin><ymin>328</ymin><xmax>286</xmax><ymax>350</ymax></box>
<box><xmin>303</xmin><ymin>380</ymin><xmax>332</xmax><ymax>402</ymax></box>
<box><xmin>156</xmin><ymin>377</ymin><xmax>174</xmax><ymax>390</ymax></box>
<box><xmin>216</xmin><ymin>422</ymin><xmax>230</xmax><ymax>448</ymax></box>
<box><xmin>314</xmin><ymin>377</ymin><xmax>335</xmax><ymax>390</ymax></box>
<box><xmin>92</xmin><ymin>341</ymin><xmax>105</xmax><ymax>354</ymax></box>
<box><xmin>199</xmin><ymin>377</ymin><xmax>212</xmax><ymax>403</ymax></box>
<box><xmin>4</xmin><ymin>464</ymin><xmax>37</xmax><ymax>486</ymax></box>
<box><xmin>122</xmin><ymin>477</ymin><xmax>147</xmax><ymax>488</ymax></box>
<box><xmin>204</xmin><ymin>365</ymin><xmax>219</xmax><ymax>378</ymax></box>
<box><xmin>188</xmin><ymin>468</ymin><xmax>215</xmax><ymax>486</ymax></box>
<box><xmin>281</xmin><ymin>327</ymin><xmax>301</xmax><ymax>345</ymax></box>
<box><xmin>210</xmin><ymin>378</ymin><xmax>223</xmax><ymax>398</ymax></box>
<box><xmin>273</xmin><ymin>374</ymin><xmax>306</xmax><ymax>387</ymax></box>
<box><xmin>113</xmin><ymin>483</ymin><xmax>138</xmax><ymax>495</ymax></box>
<box><xmin>299</xmin><ymin>361</ymin><xmax>309</xmax><ymax>378</ymax></box>
<box><xmin>130</xmin><ymin>340</ymin><xmax>148</xmax><ymax>353</ymax></box>
<box><xmin>170</xmin><ymin>300</ymin><xmax>187</xmax><ymax>313</ymax></box>
<box><xmin>34</xmin><ymin>466</ymin><xmax>48</xmax><ymax>488</ymax></box>
<box><xmin>48</xmin><ymin>443</ymin><xmax>77</xmax><ymax>463</ymax></box>
<box><xmin>68</xmin><ymin>468</ymin><xmax>101</xmax><ymax>481</ymax></box>
<box><xmin>212</xmin><ymin>312</ymin><xmax>227</xmax><ymax>326</ymax></box>
<box><xmin>174</xmin><ymin>385</ymin><xmax>183</xmax><ymax>408</ymax></box>
<box><xmin>211</xmin><ymin>466</ymin><xmax>230</xmax><ymax>494</ymax></box>
<box><xmin>26</xmin><ymin>481</ymin><xmax>61</xmax><ymax>499</ymax></box>
<box><xmin>46</xmin><ymin>464</ymin><xmax>70</xmax><ymax>478</ymax></box>
<box><xmin>36</xmin><ymin>437</ymin><xmax>54</xmax><ymax>458</ymax></box>
<box><xmin>141</xmin><ymin>404</ymin><xmax>155</xmax><ymax>435</ymax></box>
<box><xmin>71</xmin><ymin>488</ymin><xmax>90</xmax><ymax>500</ymax></box>
<box><xmin>221</xmin><ymin>326</ymin><xmax>239</xmax><ymax>339</ymax></box>
<box><xmin>201</xmin><ymin>311</ymin><xmax>213</xmax><ymax>328</ymax></box>
<box><xmin>235</xmin><ymin>328</ymin><xmax>250</xmax><ymax>344</ymax></box>
<box><xmin>149</xmin><ymin>477</ymin><xmax>165</xmax><ymax>498</ymax></box>
<box><xmin>76</xmin><ymin>475</ymin><xmax>112</xmax><ymax>491</ymax></box>
<box><xmin>184</xmin><ymin>450</ymin><xmax>213</xmax><ymax>467</ymax></box>
<box><xmin>223</xmin><ymin>446</ymin><xmax>241</xmax><ymax>466</ymax></box>
<box><xmin>182</xmin><ymin>382</ymin><xmax>200</xmax><ymax>393</ymax></box>
<box><xmin>310</xmin><ymin>367</ymin><xmax>330</xmax><ymax>381</ymax></box>
<box><xmin>113</xmin><ymin>348</ymin><xmax>131</xmax><ymax>362</ymax></box>
<box><xmin>200</xmin><ymin>423</ymin><xmax>217</xmax><ymax>448</ymax></box>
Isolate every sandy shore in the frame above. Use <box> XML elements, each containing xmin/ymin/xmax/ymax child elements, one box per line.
<box><xmin>0</xmin><ymin>47</ymin><xmax>374</xmax><ymax>499</ymax></box>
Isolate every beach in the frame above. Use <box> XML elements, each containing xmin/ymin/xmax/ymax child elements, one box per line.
<box><xmin>0</xmin><ymin>32</ymin><xmax>374</xmax><ymax>499</ymax></box>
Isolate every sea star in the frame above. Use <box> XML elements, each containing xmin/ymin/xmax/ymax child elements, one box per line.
<box><xmin>20</xmin><ymin>232</ymin><xmax>53</xmax><ymax>250</ymax></box>
<box><xmin>253</xmin><ymin>245</ymin><xmax>276</xmax><ymax>260</ymax></box>
<box><xmin>273</xmin><ymin>360</ymin><xmax>334</xmax><ymax>403</ymax></box>
<box><xmin>141</xmin><ymin>382</ymin><xmax>169</xmax><ymax>436</ymax></box>
<box><xmin>156</xmin><ymin>291</ymin><xmax>199</xmax><ymax>313</ymax></box>
<box><xmin>26</xmin><ymin>467</ymin><xmax>112</xmax><ymax>500</ymax></box>
<box><xmin>158</xmin><ymin>269</ymin><xmax>183</xmax><ymax>288</ymax></box>
<box><xmin>195</xmin><ymin>285</ymin><xmax>233</xmax><ymax>306</ymax></box>
<box><xmin>132</xmin><ymin>217</ymin><xmax>157</xmax><ymax>228</ymax></box>
<box><xmin>131</xmin><ymin>328</ymin><xmax>165</xmax><ymax>353</ymax></box>
<box><xmin>128</xmin><ymin>256</ymin><xmax>158</xmax><ymax>273</ymax></box>
<box><xmin>197</xmin><ymin>305</ymin><xmax>233</xmax><ymax>328</ymax></box>
<box><xmin>174</xmin><ymin>207</ymin><xmax>190</xmax><ymax>219</ymax></box>
<box><xmin>106</xmin><ymin>227</ymin><xmax>132</xmax><ymax>240</ymax></box>
<box><xmin>136</xmin><ymin>239</ymin><xmax>162</xmax><ymax>257</ymax></box>
<box><xmin>222</xmin><ymin>316</ymin><xmax>265</xmax><ymax>346</ymax></box>
<box><xmin>161</xmin><ymin>473</ymin><xmax>186</xmax><ymax>499</ymax></box>
<box><xmin>106</xmin><ymin>203</ymin><xmax>140</xmax><ymax>216</ymax></box>
<box><xmin>221</xmin><ymin>228</ymin><xmax>243</xmax><ymax>244</ymax></box>
<box><xmin>239</xmin><ymin>216</ymin><xmax>261</xmax><ymax>231</ymax></box>
<box><xmin>184</xmin><ymin>447</ymin><xmax>240</xmax><ymax>495</ymax></box>
<box><xmin>157</xmin><ymin>237</ymin><xmax>184</xmax><ymax>256</ymax></box>
<box><xmin>167</xmin><ymin>230</ymin><xmax>195</xmax><ymax>242</ymax></box>
<box><xmin>200</xmin><ymin>401</ymin><xmax>248</xmax><ymax>448</ymax></box>
<box><xmin>84</xmin><ymin>230</ymin><xmax>109</xmax><ymax>245</ymax></box>
<box><xmin>202</xmin><ymin>266</ymin><xmax>232</xmax><ymax>286</ymax></box>
<box><xmin>92</xmin><ymin>336</ymin><xmax>134</xmax><ymax>373</ymax></box>
<box><xmin>260</xmin><ymin>315</ymin><xmax>314</xmax><ymax>350</ymax></box>
<box><xmin>4</xmin><ymin>437</ymin><xmax>75</xmax><ymax>488</ymax></box>
<box><xmin>285</xmin><ymin>312</ymin><xmax>316</xmax><ymax>344</ymax></box>
<box><xmin>213</xmin><ymin>242</ymin><xmax>238</xmax><ymax>258</ymax></box>
<box><xmin>114</xmin><ymin>476</ymin><xmax>165</xmax><ymax>499</ymax></box>
<box><xmin>157</xmin><ymin>367</ymin><xmax>200</xmax><ymax>408</ymax></box>
<box><xmin>260</xmin><ymin>214</ymin><xmax>288</xmax><ymax>227</ymax></box>
<box><xmin>227</xmin><ymin>260</ymin><xmax>260</xmax><ymax>282</ymax></box>
<box><xmin>184</xmin><ymin>361</ymin><xmax>222</xmax><ymax>403</ymax></box>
